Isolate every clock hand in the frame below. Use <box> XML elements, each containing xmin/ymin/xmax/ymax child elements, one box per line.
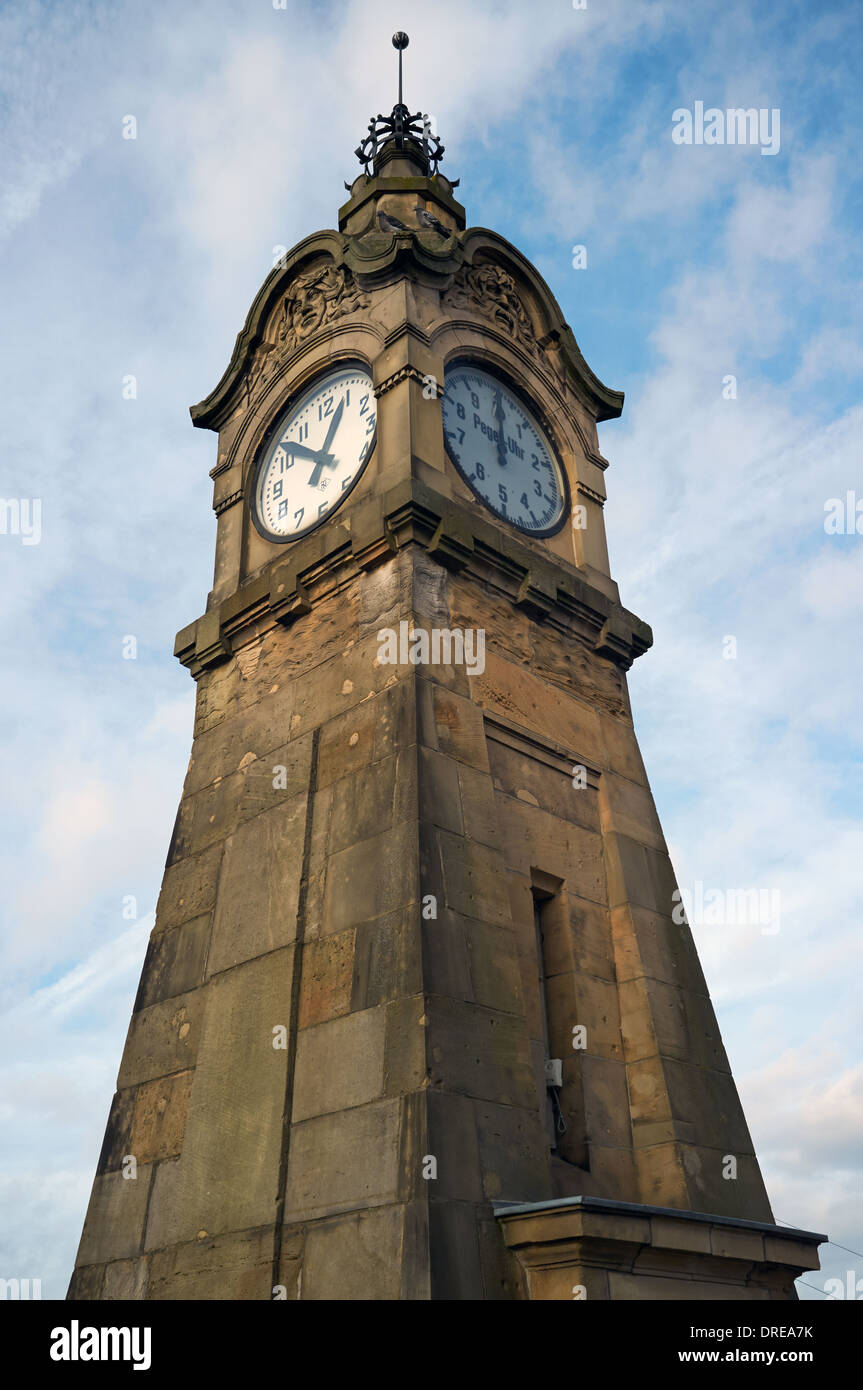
<box><xmin>279</xmin><ymin>441</ymin><xmax>335</xmax><ymax>464</ymax></box>
<box><xmin>493</xmin><ymin>392</ymin><xmax>508</xmax><ymax>469</ymax></box>
<box><xmin>309</xmin><ymin>397</ymin><xmax>346</xmax><ymax>487</ymax></box>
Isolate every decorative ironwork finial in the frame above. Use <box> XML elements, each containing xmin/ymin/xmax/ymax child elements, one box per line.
<box><xmin>353</xmin><ymin>31</ymin><xmax>446</xmax><ymax>179</ymax></box>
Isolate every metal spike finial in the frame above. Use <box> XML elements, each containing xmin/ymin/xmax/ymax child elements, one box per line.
<box><xmin>354</xmin><ymin>33</ymin><xmax>447</xmax><ymax>179</ymax></box>
<box><xmin>393</xmin><ymin>31</ymin><xmax>409</xmax><ymax>106</ymax></box>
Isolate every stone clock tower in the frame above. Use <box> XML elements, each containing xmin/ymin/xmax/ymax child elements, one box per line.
<box><xmin>69</xmin><ymin>37</ymin><xmax>824</xmax><ymax>1301</ymax></box>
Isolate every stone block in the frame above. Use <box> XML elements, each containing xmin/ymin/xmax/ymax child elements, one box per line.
<box><xmin>76</xmin><ymin>1166</ymin><xmax>154</xmax><ymax>1266</ymax></box>
<box><xmin>302</xmin><ymin>1205</ymin><xmax>405</xmax><ymax>1300</ymax></box>
<box><xmin>207</xmin><ymin>795</ymin><xmax>308</xmax><ymax>975</ymax></box>
<box><xmin>384</xmin><ymin>994</ymin><xmax>428</xmax><ymax>1097</ymax></box>
<box><xmin>166</xmin><ymin>769</ymin><xmax>245</xmax><ymax>866</ymax></box>
<box><xmin>67</xmin><ymin>1264</ymin><xmax>105</xmax><ymax>1299</ymax></box>
<box><xmin>472</xmin><ymin>650</ymin><xmax>600</xmax><ymax>762</ymax></box>
<box><xmin>299</xmin><ymin>930</ymin><xmax>355</xmax><ymax>1028</ymax></box>
<box><xmin>596</xmin><ymin>710</ymin><xmax>649</xmax><ymax>785</ymax></box>
<box><xmin>547</xmin><ymin>971</ymin><xmax>623</xmax><ymax>1062</ymax></box>
<box><xmin>153</xmin><ymin>844</ymin><xmax>222</xmax><ymax>935</ymax></box>
<box><xmin>292</xmin><ymin>1006</ymin><xmax>387</xmax><ymax>1121</ymax></box>
<box><xmin>709</xmin><ymin>1226</ymin><xmax>765</xmax><ymax>1262</ymax></box>
<box><xmin>427</xmin><ymin>996</ymin><xmax>537</xmax><ymax>1107</ymax></box>
<box><xmin>650</xmin><ymin>1215</ymin><xmax>712</xmax><ymax>1253</ymax></box>
<box><xmin>237</xmin><ymin>732</ymin><xmax>314</xmax><ymax>822</ymax></box>
<box><xmin>425</xmin><ymin>1090</ymin><xmax>483</xmax><ymax>1202</ymax></box>
<box><xmin>417</xmin><ymin>679</ymin><xmax>491</xmax><ymax>770</ymax></box>
<box><xmin>495</xmin><ymin>800</ymin><xmax>607</xmax><ymax>906</ymax></box>
<box><xmin>144</xmin><ymin>948</ymin><xmax>296</xmax><ymax>1248</ymax></box>
<box><xmin>322</xmin><ymin>820</ymin><xmax>418</xmax><ymax>934</ymax></box>
<box><xmin>428</xmin><ymin>1200</ymin><xmax>484</xmax><ymax>1299</ymax></box>
<box><xmin>283</xmin><ymin>1099</ymin><xmax>402</xmax><ymax>1220</ymax></box>
<box><xmin>328</xmin><ymin>751</ymin><xmax>404</xmax><ymax>853</ymax></box>
<box><xmin>118</xmin><ymin>989</ymin><xmax>204</xmax><ymax>1090</ymax></box>
<box><xmin>599</xmin><ymin>770</ymin><xmax>666</xmax><ymax>852</ymax></box>
<box><xmin>582</xmin><ymin>1053</ymin><xmax>634</xmax><ymax>1149</ymax></box>
<box><xmin>185</xmin><ymin>683</ymin><xmax>297</xmax><ymax>795</ymax></box>
<box><xmin>147</xmin><ymin>1226</ymin><xmax>274</xmax><ymax>1300</ymax></box>
<box><xmin>474</xmin><ymin>1098</ymin><xmax>548</xmax><ymax>1203</ymax></box>
<box><xmin>418</xmin><ymin>746</ymin><xmax>464</xmax><ymax>836</ymax></box>
<box><xmin>96</xmin><ymin>1088</ymin><xmax>135</xmax><ymax>1174</ymax></box>
<box><xmin>128</xmin><ymin>1069</ymin><xmax>194</xmax><ymax>1164</ymax></box>
<box><xmin>464</xmin><ymin>918</ymin><xmax>523</xmax><ymax>1015</ymax></box>
<box><xmin>353</xmin><ymin>909</ymin><xmax>422</xmax><ymax>1010</ymax></box>
<box><xmin>134</xmin><ymin>914</ymin><xmax>211</xmax><ymax>1011</ymax></box>
<box><xmin>102</xmin><ymin>1258</ymin><xmax>149</xmax><ymax>1300</ymax></box>
<box><xmin>437</xmin><ymin>827</ymin><xmax>512</xmax><ymax>926</ymax></box>
<box><xmin>486</xmin><ymin>739</ymin><xmax>600</xmax><ymax>833</ymax></box>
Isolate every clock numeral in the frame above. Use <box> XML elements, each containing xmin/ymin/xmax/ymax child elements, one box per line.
<box><xmin>534</xmin><ymin>480</ymin><xmax>542</xmax><ymax>498</ymax></box>
<box><xmin>531</xmin><ymin>453</ymin><xmax>541</xmax><ymax>471</ymax></box>
<box><xmin>456</xmin><ymin>402</ymin><xmax>466</xmax><ymax>421</ymax></box>
<box><xmin>319</xmin><ymin>396</ymin><xmax>335</xmax><ymax>421</ymax></box>
<box><xmin>341</xmin><ymin>474</ymin><xmax>353</xmax><ymax>492</ymax></box>
<box><xmin>499</xmin><ymin>484</ymin><xmax>508</xmax><ymax>504</ymax></box>
<box><xmin>521</xmin><ymin>493</ymin><xmax>529</xmax><ymax>508</ymax></box>
<box><xmin>294</xmin><ymin>508</ymin><xmax>304</xmax><ymax>528</ymax></box>
<box><xmin>273</xmin><ymin>481</ymin><xmax>283</xmax><ymax>500</ymax></box>
<box><xmin>278</xmin><ymin>500</ymin><xmax>289</xmax><ymax>520</ymax></box>
<box><xmin>471</xmin><ymin>392</ymin><xmax>480</xmax><ymax>409</ymax></box>
<box><xmin>476</xmin><ymin>462</ymin><xmax>485</xmax><ymax>481</ymax></box>
<box><xmin>318</xmin><ymin>502</ymin><xmax>329</xmax><ymax>517</ymax></box>
<box><xmin>457</xmin><ymin>428</ymin><xmax>465</xmax><ymax>446</ymax></box>
<box><xmin>365</xmin><ymin>413</ymin><xmax>375</xmax><ymax>436</ymax></box>
<box><xmin>359</xmin><ymin>394</ymin><xmax>369</xmax><ymax>415</ymax></box>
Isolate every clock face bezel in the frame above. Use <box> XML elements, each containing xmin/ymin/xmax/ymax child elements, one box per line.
<box><xmin>441</xmin><ymin>358</ymin><xmax>571</xmax><ymax>539</ymax></box>
<box><xmin>249</xmin><ymin>358</ymin><xmax>377</xmax><ymax>545</ymax></box>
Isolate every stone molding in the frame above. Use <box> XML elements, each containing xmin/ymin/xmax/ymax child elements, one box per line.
<box><xmin>494</xmin><ymin>1196</ymin><xmax>826</xmax><ymax>1301</ymax></box>
<box><xmin>174</xmin><ymin>480</ymin><xmax>652</xmax><ymax>679</ymax></box>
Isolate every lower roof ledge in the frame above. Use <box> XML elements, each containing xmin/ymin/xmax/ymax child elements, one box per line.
<box><xmin>492</xmin><ymin>1197</ymin><xmax>826</xmax><ymax>1302</ymax></box>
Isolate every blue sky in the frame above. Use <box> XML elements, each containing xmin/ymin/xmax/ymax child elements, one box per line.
<box><xmin>1</xmin><ymin>0</ymin><xmax>861</xmax><ymax>1300</ymax></box>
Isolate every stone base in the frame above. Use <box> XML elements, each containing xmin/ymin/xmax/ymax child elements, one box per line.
<box><xmin>494</xmin><ymin>1197</ymin><xmax>825</xmax><ymax>1301</ymax></box>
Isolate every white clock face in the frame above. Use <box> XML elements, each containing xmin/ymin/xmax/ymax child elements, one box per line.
<box><xmin>253</xmin><ymin>364</ymin><xmax>376</xmax><ymax>541</ymax></box>
<box><xmin>442</xmin><ymin>364</ymin><xmax>567</xmax><ymax>535</ymax></box>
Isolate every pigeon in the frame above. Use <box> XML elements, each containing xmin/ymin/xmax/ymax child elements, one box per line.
<box><xmin>415</xmin><ymin>205</ymin><xmax>451</xmax><ymax>238</ymax></box>
<box><xmin>377</xmin><ymin>209</ymin><xmax>411</xmax><ymax>235</ymax></box>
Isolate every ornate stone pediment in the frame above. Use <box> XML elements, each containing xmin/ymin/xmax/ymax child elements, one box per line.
<box><xmin>245</xmin><ymin>262</ymin><xmax>369</xmax><ymax>405</ymax></box>
<box><xmin>443</xmin><ymin>260</ymin><xmax>538</xmax><ymax>353</ymax></box>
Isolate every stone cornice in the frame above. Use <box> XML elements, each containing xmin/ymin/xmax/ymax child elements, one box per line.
<box><xmin>174</xmin><ymin>481</ymin><xmax>652</xmax><ymax>679</ymax></box>
<box><xmin>189</xmin><ymin>225</ymin><xmax>625</xmax><ymax>437</ymax></box>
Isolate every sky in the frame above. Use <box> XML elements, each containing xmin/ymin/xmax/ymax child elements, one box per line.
<box><xmin>1</xmin><ymin>0</ymin><xmax>861</xmax><ymax>1301</ymax></box>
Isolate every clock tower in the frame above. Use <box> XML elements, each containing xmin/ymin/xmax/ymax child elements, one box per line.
<box><xmin>69</xmin><ymin>37</ymin><xmax>824</xmax><ymax>1301</ymax></box>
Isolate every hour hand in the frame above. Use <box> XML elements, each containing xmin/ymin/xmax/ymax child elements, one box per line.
<box><xmin>279</xmin><ymin>441</ymin><xmax>329</xmax><ymax>463</ymax></box>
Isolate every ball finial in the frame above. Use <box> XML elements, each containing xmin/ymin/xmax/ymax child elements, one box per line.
<box><xmin>392</xmin><ymin>32</ymin><xmax>409</xmax><ymax>51</ymax></box>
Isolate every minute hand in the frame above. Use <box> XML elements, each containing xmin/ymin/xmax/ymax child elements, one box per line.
<box><xmin>309</xmin><ymin>397</ymin><xmax>346</xmax><ymax>487</ymax></box>
<box><xmin>493</xmin><ymin>393</ymin><xmax>508</xmax><ymax>469</ymax></box>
